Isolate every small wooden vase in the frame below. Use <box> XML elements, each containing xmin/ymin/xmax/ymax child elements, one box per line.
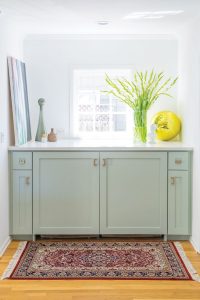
<box><xmin>48</xmin><ymin>128</ymin><xmax>57</xmax><ymax>142</ymax></box>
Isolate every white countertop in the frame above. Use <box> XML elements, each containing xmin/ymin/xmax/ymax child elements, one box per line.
<box><xmin>8</xmin><ymin>139</ymin><xmax>193</xmax><ymax>151</ymax></box>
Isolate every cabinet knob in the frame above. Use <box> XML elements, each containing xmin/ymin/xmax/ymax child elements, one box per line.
<box><xmin>175</xmin><ymin>159</ymin><xmax>182</xmax><ymax>164</ymax></box>
<box><xmin>19</xmin><ymin>158</ymin><xmax>26</xmax><ymax>165</ymax></box>
<box><xmin>170</xmin><ymin>177</ymin><xmax>176</xmax><ymax>185</ymax></box>
<box><xmin>26</xmin><ymin>177</ymin><xmax>30</xmax><ymax>185</ymax></box>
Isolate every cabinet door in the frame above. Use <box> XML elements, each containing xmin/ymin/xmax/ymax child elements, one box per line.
<box><xmin>168</xmin><ymin>170</ymin><xmax>190</xmax><ymax>235</ymax></box>
<box><xmin>100</xmin><ymin>152</ymin><xmax>167</xmax><ymax>235</ymax></box>
<box><xmin>11</xmin><ymin>170</ymin><xmax>32</xmax><ymax>234</ymax></box>
<box><xmin>33</xmin><ymin>152</ymin><xmax>99</xmax><ymax>235</ymax></box>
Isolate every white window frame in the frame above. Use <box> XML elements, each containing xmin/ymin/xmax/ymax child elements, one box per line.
<box><xmin>69</xmin><ymin>66</ymin><xmax>134</xmax><ymax>140</ymax></box>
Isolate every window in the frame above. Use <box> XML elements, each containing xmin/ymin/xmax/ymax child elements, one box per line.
<box><xmin>72</xmin><ymin>69</ymin><xmax>133</xmax><ymax>139</ymax></box>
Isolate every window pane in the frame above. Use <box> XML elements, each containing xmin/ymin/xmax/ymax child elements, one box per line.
<box><xmin>79</xmin><ymin>94</ymin><xmax>93</xmax><ymax>104</ymax></box>
<box><xmin>95</xmin><ymin>114</ymin><xmax>109</xmax><ymax>131</ymax></box>
<box><xmin>112</xmin><ymin>98</ymin><xmax>126</xmax><ymax>112</ymax></box>
<box><xmin>112</xmin><ymin>114</ymin><xmax>126</xmax><ymax>131</ymax></box>
<box><xmin>79</xmin><ymin>114</ymin><xmax>93</xmax><ymax>131</ymax></box>
<box><xmin>79</xmin><ymin>104</ymin><xmax>93</xmax><ymax>113</ymax></box>
<box><xmin>95</xmin><ymin>105</ymin><xmax>109</xmax><ymax>113</ymax></box>
<box><xmin>100</xmin><ymin>95</ymin><xmax>109</xmax><ymax>105</ymax></box>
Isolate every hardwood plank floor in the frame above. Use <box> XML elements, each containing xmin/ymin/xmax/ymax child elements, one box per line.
<box><xmin>0</xmin><ymin>240</ymin><xmax>200</xmax><ymax>300</ymax></box>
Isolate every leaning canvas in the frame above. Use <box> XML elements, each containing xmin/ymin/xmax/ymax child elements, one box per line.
<box><xmin>8</xmin><ymin>56</ymin><xmax>31</xmax><ymax>145</ymax></box>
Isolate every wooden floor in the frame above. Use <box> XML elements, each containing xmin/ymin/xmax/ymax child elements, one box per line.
<box><xmin>0</xmin><ymin>240</ymin><xmax>200</xmax><ymax>300</ymax></box>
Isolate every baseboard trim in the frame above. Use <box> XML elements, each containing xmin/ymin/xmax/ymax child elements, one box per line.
<box><xmin>167</xmin><ymin>235</ymin><xmax>190</xmax><ymax>241</ymax></box>
<box><xmin>0</xmin><ymin>236</ymin><xmax>11</xmax><ymax>257</ymax></box>
<box><xmin>190</xmin><ymin>238</ymin><xmax>200</xmax><ymax>254</ymax></box>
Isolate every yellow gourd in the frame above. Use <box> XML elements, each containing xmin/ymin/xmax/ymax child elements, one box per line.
<box><xmin>152</xmin><ymin>111</ymin><xmax>181</xmax><ymax>141</ymax></box>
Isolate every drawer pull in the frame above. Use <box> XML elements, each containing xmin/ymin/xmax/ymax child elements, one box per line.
<box><xmin>175</xmin><ymin>159</ymin><xmax>182</xmax><ymax>164</ymax></box>
<box><xmin>171</xmin><ymin>177</ymin><xmax>176</xmax><ymax>185</ymax></box>
<box><xmin>26</xmin><ymin>177</ymin><xmax>30</xmax><ymax>185</ymax></box>
<box><xmin>102</xmin><ymin>159</ymin><xmax>106</xmax><ymax>166</ymax></box>
<box><xmin>93</xmin><ymin>159</ymin><xmax>98</xmax><ymax>166</ymax></box>
<box><xmin>19</xmin><ymin>158</ymin><xmax>26</xmax><ymax>165</ymax></box>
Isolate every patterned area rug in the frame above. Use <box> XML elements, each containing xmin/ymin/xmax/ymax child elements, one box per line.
<box><xmin>2</xmin><ymin>241</ymin><xmax>199</xmax><ymax>280</ymax></box>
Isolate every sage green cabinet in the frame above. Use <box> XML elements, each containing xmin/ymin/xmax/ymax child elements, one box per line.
<box><xmin>100</xmin><ymin>152</ymin><xmax>167</xmax><ymax>235</ymax></box>
<box><xmin>11</xmin><ymin>170</ymin><xmax>32</xmax><ymax>235</ymax></box>
<box><xmin>9</xmin><ymin>149</ymin><xmax>192</xmax><ymax>239</ymax></box>
<box><xmin>168</xmin><ymin>170</ymin><xmax>190</xmax><ymax>235</ymax></box>
<box><xmin>33</xmin><ymin>152</ymin><xmax>99</xmax><ymax>235</ymax></box>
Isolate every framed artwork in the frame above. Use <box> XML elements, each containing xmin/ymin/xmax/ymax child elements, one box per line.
<box><xmin>8</xmin><ymin>56</ymin><xmax>32</xmax><ymax>145</ymax></box>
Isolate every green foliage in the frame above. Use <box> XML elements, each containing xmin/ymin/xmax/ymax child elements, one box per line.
<box><xmin>103</xmin><ymin>70</ymin><xmax>178</xmax><ymax>111</ymax></box>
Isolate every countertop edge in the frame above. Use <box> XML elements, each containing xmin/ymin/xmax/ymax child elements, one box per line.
<box><xmin>7</xmin><ymin>140</ymin><xmax>194</xmax><ymax>151</ymax></box>
<box><xmin>8</xmin><ymin>146</ymin><xmax>194</xmax><ymax>151</ymax></box>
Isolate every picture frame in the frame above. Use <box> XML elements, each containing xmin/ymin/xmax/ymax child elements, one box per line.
<box><xmin>8</xmin><ymin>56</ymin><xmax>31</xmax><ymax>145</ymax></box>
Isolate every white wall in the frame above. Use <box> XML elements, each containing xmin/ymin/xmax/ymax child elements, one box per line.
<box><xmin>24</xmin><ymin>36</ymin><xmax>178</xmax><ymax>137</ymax></box>
<box><xmin>178</xmin><ymin>19</ymin><xmax>200</xmax><ymax>252</ymax></box>
<box><xmin>0</xmin><ymin>18</ymin><xmax>24</xmax><ymax>255</ymax></box>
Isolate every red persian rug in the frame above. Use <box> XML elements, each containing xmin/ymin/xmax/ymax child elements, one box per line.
<box><xmin>2</xmin><ymin>241</ymin><xmax>199</xmax><ymax>280</ymax></box>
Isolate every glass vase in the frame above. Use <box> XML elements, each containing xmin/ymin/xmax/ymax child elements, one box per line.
<box><xmin>134</xmin><ymin>109</ymin><xmax>147</xmax><ymax>143</ymax></box>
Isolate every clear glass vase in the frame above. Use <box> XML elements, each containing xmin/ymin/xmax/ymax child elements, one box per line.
<box><xmin>134</xmin><ymin>109</ymin><xmax>147</xmax><ymax>143</ymax></box>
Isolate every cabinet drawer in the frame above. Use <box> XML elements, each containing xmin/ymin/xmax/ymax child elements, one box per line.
<box><xmin>168</xmin><ymin>152</ymin><xmax>189</xmax><ymax>170</ymax></box>
<box><xmin>12</xmin><ymin>152</ymin><xmax>32</xmax><ymax>170</ymax></box>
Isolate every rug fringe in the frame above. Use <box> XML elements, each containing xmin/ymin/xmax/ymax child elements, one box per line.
<box><xmin>1</xmin><ymin>241</ymin><xmax>27</xmax><ymax>280</ymax></box>
<box><xmin>174</xmin><ymin>242</ymin><xmax>200</xmax><ymax>282</ymax></box>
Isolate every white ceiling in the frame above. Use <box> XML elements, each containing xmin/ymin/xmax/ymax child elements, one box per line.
<box><xmin>0</xmin><ymin>0</ymin><xmax>200</xmax><ymax>35</ymax></box>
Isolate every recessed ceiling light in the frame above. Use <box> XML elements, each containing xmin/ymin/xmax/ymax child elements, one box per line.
<box><xmin>144</xmin><ymin>15</ymin><xmax>164</xmax><ymax>19</ymax></box>
<box><xmin>123</xmin><ymin>10</ymin><xmax>184</xmax><ymax>20</ymax></box>
<box><xmin>97</xmin><ymin>20</ymin><xmax>109</xmax><ymax>25</ymax></box>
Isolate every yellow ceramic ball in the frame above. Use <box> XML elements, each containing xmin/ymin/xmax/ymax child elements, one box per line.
<box><xmin>152</xmin><ymin>111</ymin><xmax>181</xmax><ymax>141</ymax></box>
